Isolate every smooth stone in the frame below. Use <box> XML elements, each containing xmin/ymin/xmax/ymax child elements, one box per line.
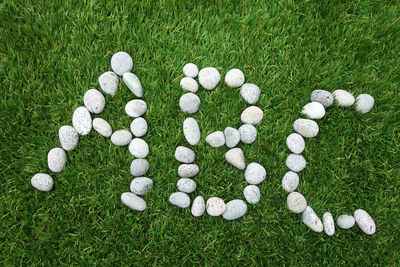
<box><xmin>130</xmin><ymin>117</ymin><xmax>148</xmax><ymax>137</ymax></box>
<box><xmin>243</xmin><ymin>185</ymin><xmax>260</xmax><ymax>204</ymax></box>
<box><xmin>301</xmin><ymin>102</ymin><xmax>325</xmax><ymax>120</ymax></box>
<box><xmin>180</xmin><ymin>77</ymin><xmax>198</xmax><ymax>93</ymax></box>
<box><xmin>337</xmin><ymin>214</ymin><xmax>355</xmax><ymax>229</ymax></box>
<box><xmin>225</xmin><ymin>148</ymin><xmax>245</xmax><ymax>170</ymax></box>
<box><xmin>183</xmin><ymin>117</ymin><xmax>200</xmax><ymax>145</ymax></box>
<box><xmin>130</xmin><ymin>159</ymin><xmax>149</xmax><ymax>176</ymax></box>
<box><xmin>179</xmin><ymin>93</ymin><xmax>200</xmax><ymax>114</ymax></box>
<box><xmin>224</xmin><ymin>127</ymin><xmax>240</xmax><ymax>148</ymax></box>
<box><xmin>169</xmin><ymin>192</ymin><xmax>190</xmax><ymax>208</ymax></box>
<box><xmin>281</xmin><ymin>171</ymin><xmax>299</xmax><ymax>192</ymax></box>
<box><xmin>323</xmin><ymin>212</ymin><xmax>335</xmax><ymax>236</ymax></box>
<box><xmin>130</xmin><ymin>177</ymin><xmax>153</xmax><ymax>195</ymax></box>
<box><xmin>240</xmin><ymin>83</ymin><xmax>260</xmax><ymax>104</ymax></box>
<box><xmin>293</xmin><ymin>118</ymin><xmax>319</xmax><ymax>138</ymax></box>
<box><xmin>286</xmin><ymin>154</ymin><xmax>306</xmax><ymax>172</ymax></box>
<box><xmin>31</xmin><ymin>173</ymin><xmax>54</xmax><ymax>192</ymax></box>
<box><xmin>47</xmin><ymin>148</ymin><xmax>66</xmax><ymax>173</ymax></box>
<box><xmin>92</xmin><ymin>118</ymin><xmax>112</xmax><ymax>137</ymax></box>
<box><xmin>225</xmin><ymin>69</ymin><xmax>245</xmax><ymax>88</ymax></box>
<box><xmin>222</xmin><ymin>199</ymin><xmax>248</xmax><ymax>220</ymax></box>
<box><xmin>178</xmin><ymin>164</ymin><xmax>199</xmax><ymax>178</ymax></box>
<box><xmin>238</xmin><ymin>124</ymin><xmax>257</xmax><ymax>144</ymax></box>
<box><xmin>311</xmin><ymin>89</ymin><xmax>334</xmax><ymax>107</ymax></box>
<box><xmin>354</xmin><ymin>209</ymin><xmax>376</xmax><ymax>235</ymax></box>
<box><xmin>240</xmin><ymin>106</ymin><xmax>263</xmax><ymax>125</ymax></box>
<box><xmin>175</xmin><ymin>146</ymin><xmax>195</xmax><ymax>163</ymax></box>
<box><xmin>72</xmin><ymin>106</ymin><xmax>92</xmax><ymax>135</ymax></box>
<box><xmin>191</xmin><ymin>196</ymin><xmax>205</xmax><ymax>217</ymax></box>
<box><xmin>206</xmin><ymin>131</ymin><xmax>225</xmax><ymax>148</ymax></box>
<box><xmin>110</xmin><ymin>130</ymin><xmax>132</xmax><ymax>146</ymax></box>
<box><xmin>177</xmin><ymin>178</ymin><xmax>197</xmax><ymax>193</ymax></box>
<box><xmin>128</xmin><ymin>138</ymin><xmax>149</xmax><ymax>158</ymax></box>
<box><xmin>83</xmin><ymin>89</ymin><xmax>105</xmax><ymax>114</ymax></box>
<box><xmin>125</xmin><ymin>99</ymin><xmax>147</xmax><ymax>118</ymax></box>
<box><xmin>355</xmin><ymin>94</ymin><xmax>374</xmax><ymax>114</ymax></box>
<box><xmin>183</xmin><ymin>63</ymin><xmax>199</xmax><ymax>78</ymax></box>
<box><xmin>302</xmin><ymin>206</ymin><xmax>323</xmax><ymax>232</ymax></box>
<box><xmin>123</xmin><ymin>72</ymin><xmax>143</xmax><ymax>97</ymax></box>
<box><xmin>287</xmin><ymin>192</ymin><xmax>307</xmax><ymax>213</ymax></box>
<box><xmin>121</xmin><ymin>192</ymin><xmax>147</xmax><ymax>211</ymax></box>
<box><xmin>333</xmin><ymin>90</ymin><xmax>355</xmax><ymax>106</ymax></box>
<box><xmin>245</xmin><ymin>163</ymin><xmax>266</xmax><ymax>185</ymax></box>
<box><xmin>111</xmin><ymin>51</ymin><xmax>133</xmax><ymax>76</ymax></box>
<box><xmin>206</xmin><ymin>197</ymin><xmax>226</xmax><ymax>216</ymax></box>
<box><xmin>286</xmin><ymin>133</ymin><xmax>305</xmax><ymax>154</ymax></box>
<box><xmin>198</xmin><ymin>67</ymin><xmax>221</xmax><ymax>90</ymax></box>
<box><xmin>58</xmin><ymin>125</ymin><xmax>79</xmax><ymax>151</ymax></box>
<box><xmin>98</xmin><ymin>71</ymin><xmax>119</xmax><ymax>96</ymax></box>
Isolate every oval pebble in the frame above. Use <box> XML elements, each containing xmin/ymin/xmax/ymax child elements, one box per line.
<box><xmin>198</xmin><ymin>67</ymin><xmax>221</xmax><ymax>90</ymax></box>
<box><xmin>293</xmin><ymin>118</ymin><xmax>319</xmax><ymax>138</ymax></box>
<box><xmin>72</xmin><ymin>106</ymin><xmax>92</xmax><ymax>135</ymax></box>
<box><xmin>110</xmin><ymin>130</ymin><xmax>132</xmax><ymax>146</ymax></box>
<box><xmin>180</xmin><ymin>77</ymin><xmax>198</xmax><ymax>93</ymax></box>
<box><xmin>183</xmin><ymin>117</ymin><xmax>200</xmax><ymax>145</ymax></box>
<box><xmin>240</xmin><ymin>83</ymin><xmax>260</xmax><ymax>104</ymax></box>
<box><xmin>111</xmin><ymin>51</ymin><xmax>133</xmax><ymax>76</ymax></box>
<box><xmin>206</xmin><ymin>197</ymin><xmax>226</xmax><ymax>216</ymax></box>
<box><xmin>177</xmin><ymin>178</ymin><xmax>196</xmax><ymax>193</ymax></box>
<box><xmin>125</xmin><ymin>99</ymin><xmax>147</xmax><ymax>118</ymax></box>
<box><xmin>169</xmin><ymin>192</ymin><xmax>190</xmax><ymax>208</ymax></box>
<box><xmin>84</xmin><ymin>89</ymin><xmax>105</xmax><ymax>114</ymax></box>
<box><xmin>240</xmin><ymin>106</ymin><xmax>263</xmax><ymax>125</ymax></box>
<box><xmin>301</xmin><ymin>102</ymin><xmax>325</xmax><ymax>120</ymax></box>
<box><xmin>175</xmin><ymin>146</ymin><xmax>195</xmax><ymax>163</ymax></box>
<box><xmin>333</xmin><ymin>90</ymin><xmax>355</xmax><ymax>106</ymax></box>
<box><xmin>302</xmin><ymin>206</ymin><xmax>323</xmax><ymax>232</ymax></box>
<box><xmin>355</xmin><ymin>94</ymin><xmax>374</xmax><ymax>114</ymax></box>
<box><xmin>31</xmin><ymin>173</ymin><xmax>54</xmax><ymax>192</ymax></box>
<box><xmin>58</xmin><ymin>125</ymin><xmax>79</xmax><ymax>151</ymax></box>
<box><xmin>178</xmin><ymin>164</ymin><xmax>199</xmax><ymax>178</ymax></box>
<box><xmin>130</xmin><ymin>117</ymin><xmax>148</xmax><ymax>137</ymax></box>
<box><xmin>225</xmin><ymin>148</ymin><xmax>245</xmax><ymax>170</ymax></box>
<box><xmin>243</xmin><ymin>185</ymin><xmax>260</xmax><ymax>204</ymax></box>
<box><xmin>47</xmin><ymin>148</ymin><xmax>66</xmax><ymax>173</ymax></box>
<box><xmin>191</xmin><ymin>196</ymin><xmax>205</xmax><ymax>217</ymax></box>
<box><xmin>130</xmin><ymin>159</ymin><xmax>149</xmax><ymax>177</ymax></box>
<box><xmin>179</xmin><ymin>93</ymin><xmax>200</xmax><ymax>114</ymax></box>
<box><xmin>130</xmin><ymin>177</ymin><xmax>153</xmax><ymax>195</ymax></box>
<box><xmin>224</xmin><ymin>127</ymin><xmax>240</xmax><ymax>148</ymax></box>
<box><xmin>337</xmin><ymin>214</ymin><xmax>355</xmax><ymax>229</ymax></box>
<box><xmin>286</xmin><ymin>154</ymin><xmax>306</xmax><ymax>172</ymax></box>
<box><xmin>245</xmin><ymin>163</ymin><xmax>266</xmax><ymax>185</ymax></box>
<box><xmin>222</xmin><ymin>199</ymin><xmax>247</xmax><ymax>220</ymax></box>
<box><xmin>323</xmin><ymin>212</ymin><xmax>335</xmax><ymax>236</ymax></box>
<box><xmin>225</xmin><ymin>69</ymin><xmax>245</xmax><ymax>88</ymax></box>
<box><xmin>238</xmin><ymin>124</ymin><xmax>257</xmax><ymax>144</ymax></box>
<box><xmin>98</xmin><ymin>71</ymin><xmax>119</xmax><ymax>96</ymax></box>
<box><xmin>311</xmin><ymin>89</ymin><xmax>334</xmax><ymax>107</ymax></box>
<box><xmin>123</xmin><ymin>72</ymin><xmax>143</xmax><ymax>98</ymax></box>
<box><xmin>286</xmin><ymin>133</ymin><xmax>305</xmax><ymax>154</ymax></box>
<box><xmin>129</xmin><ymin>138</ymin><xmax>149</xmax><ymax>158</ymax></box>
<box><xmin>206</xmin><ymin>131</ymin><xmax>225</xmax><ymax>148</ymax></box>
<box><xmin>287</xmin><ymin>192</ymin><xmax>307</xmax><ymax>213</ymax></box>
<box><xmin>121</xmin><ymin>192</ymin><xmax>147</xmax><ymax>211</ymax></box>
<box><xmin>183</xmin><ymin>63</ymin><xmax>199</xmax><ymax>78</ymax></box>
<box><xmin>281</xmin><ymin>171</ymin><xmax>299</xmax><ymax>192</ymax></box>
<box><xmin>93</xmin><ymin>118</ymin><xmax>112</xmax><ymax>137</ymax></box>
<box><xmin>354</xmin><ymin>209</ymin><xmax>376</xmax><ymax>235</ymax></box>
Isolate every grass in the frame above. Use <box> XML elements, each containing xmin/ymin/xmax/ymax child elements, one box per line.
<box><xmin>1</xmin><ymin>0</ymin><xmax>399</xmax><ymax>265</ymax></box>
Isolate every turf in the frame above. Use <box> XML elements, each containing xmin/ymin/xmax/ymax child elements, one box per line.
<box><xmin>1</xmin><ymin>0</ymin><xmax>399</xmax><ymax>265</ymax></box>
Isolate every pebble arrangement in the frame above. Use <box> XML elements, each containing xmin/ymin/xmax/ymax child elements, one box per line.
<box><xmin>284</xmin><ymin>89</ymin><xmax>376</xmax><ymax>235</ymax></box>
<box><xmin>31</xmin><ymin>52</ymin><xmax>152</xmax><ymax>212</ymax></box>
<box><xmin>170</xmin><ymin>63</ymin><xmax>266</xmax><ymax>220</ymax></box>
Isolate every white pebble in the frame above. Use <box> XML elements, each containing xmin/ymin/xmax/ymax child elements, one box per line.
<box><xmin>130</xmin><ymin>159</ymin><xmax>149</xmax><ymax>176</ymax></box>
<box><xmin>93</xmin><ymin>118</ymin><xmax>112</xmax><ymax>137</ymax></box>
<box><xmin>174</xmin><ymin>146</ymin><xmax>195</xmax><ymax>163</ymax></box>
<box><xmin>293</xmin><ymin>118</ymin><xmax>319</xmax><ymax>138</ymax></box>
<box><xmin>98</xmin><ymin>71</ymin><xmax>119</xmax><ymax>96</ymax></box>
<box><xmin>354</xmin><ymin>209</ymin><xmax>376</xmax><ymax>235</ymax></box>
<box><xmin>125</xmin><ymin>99</ymin><xmax>147</xmax><ymax>117</ymax></box>
<box><xmin>245</xmin><ymin>163</ymin><xmax>266</xmax><ymax>185</ymax></box>
<box><xmin>225</xmin><ymin>148</ymin><xmax>245</xmax><ymax>170</ymax></box>
<box><xmin>183</xmin><ymin>117</ymin><xmax>200</xmax><ymax>145</ymax></box>
<box><xmin>286</xmin><ymin>133</ymin><xmax>305</xmax><ymax>154</ymax></box>
<box><xmin>238</xmin><ymin>124</ymin><xmax>257</xmax><ymax>144</ymax></box>
<box><xmin>58</xmin><ymin>125</ymin><xmax>79</xmax><ymax>151</ymax></box>
<box><xmin>323</xmin><ymin>212</ymin><xmax>335</xmax><ymax>236</ymax></box>
<box><xmin>169</xmin><ymin>192</ymin><xmax>190</xmax><ymax>208</ymax></box>
<box><xmin>301</xmin><ymin>102</ymin><xmax>325</xmax><ymax>120</ymax></box>
<box><xmin>198</xmin><ymin>67</ymin><xmax>221</xmax><ymax>90</ymax></box>
<box><xmin>180</xmin><ymin>77</ymin><xmax>198</xmax><ymax>93</ymax></box>
<box><xmin>286</xmin><ymin>154</ymin><xmax>306</xmax><ymax>172</ymax></box>
<box><xmin>72</xmin><ymin>106</ymin><xmax>92</xmax><ymax>135</ymax></box>
<box><xmin>355</xmin><ymin>94</ymin><xmax>374</xmax><ymax>114</ymax></box>
<box><xmin>130</xmin><ymin>177</ymin><xmax>153</xmax><ymax>195</ymax></box>
<box><xmin>179</xmin><ymin>93</ymin><xmax>200</xmax><ymax>114</ymax></box>
<box><xmin>225</xmin><ymin>69</ymin><xmax>245</xmax><ymax>88</ymax></box>
<box><xmin>243</xmin><ymin>185</ymin><xmax>260</xmax><ymax>204</ymax></box>
<box><xmin>333</xmin><ymin>89</ymin><xmax>355</xmax><ymax>106</ymax></box>
<box><xmin>110</xmin><ymin>130</ymin><xmax>132</xmax><ymax>146</ymax></box>
<box><xmin>310</xmin><ymin>89</ymin><xmax>334</xmax><ymax>107</ymax></box>
<box><xmin>240</xmin><ymin>83</ymin><xmax>260</xmax><ymax>104</ymax></box>
<box><xmin>123</xmin><ymin>72</ymin><xmax>143</xmax><ymax>98</ymax></box>
<box><xmin>84</xmin><ymin>89</ymin><xmax>105</xmax><ymax>114</ymax></box>
<box><xmin>129</xmin><ymin>138</ymin><xmax>149</xmax><ymax>158</ymax></box>
<box><xmin>177</xmin><ymin>178</ymin><xmax>196</xmax><ymax>193</ymax></box>
<box><xmin>337</xmin><ymin>214</ymin><xmax>355</xmax><ymax>229</ymax></box>
<box><xmin>31</xmin><ymin>173</ymin><xmax>54</xmax><ymax>192</ymax></box>
<box><xmin>191</xmin><ymin>196</ymin><xmax>205</xmax><ymax>217</ymax></box>
<box><xmin>206</xmin><ymin>131</ymin><xmax>225</xmax><ymax>148</ymax></box>
<box><xmin>224</xmin><ymin>127</ymin><xmax>240</xmax><ymax>148</ymax></box>
<box><xmin>130</xmin><ymin>117</ymin><xmax>148</xmax><ymax>137</ymax></box>
<box><xmin>240</xmin><ymin>106</ymin><xmax>263</xmax><ymax>125</ymax></box>
<box><xmin>222</xmin><ymin>199</ymin><xmax>247</xmax><ymax>220</ymax></box>
<box><xmin>121</xmin><ymin>192</ymin><xmax>147</xmax><ymax>211</ymax></box>
<box><xmin>111</xmin><ymin>51</ymin><xmax>133</xmax><ymax>76</ymax></box>
<box><xmin>206</xmin><ymin>197</ymin><xmax>226</xmax><ymax>216</ymax></box>
<box><xmin>281</xmin><ymin>171</ymin><xmax>299</xmax><ymax>192</ymax></box>
<box><xmin>287</xmin><ymin>192</ymin><xmax>307</xmax><ymax>213</ymax></box>
<box><xmin>47</xmin><ymin>148</ymin><xmax>66</xmax><ymax>173</ymax></box>
<box><xmin>183</xmin><ymin>63</ymin><xmax>199</xmax><ymax>78</ymax></box>
<box><xmin>178</xmin><ymin>164</ymin><xmax>199</xmax><ymax>178</ymax></box>
<box><xmin>302</xmin><ymin>206</ymin><xmax>323</xmax><ymax>232</ymax></box>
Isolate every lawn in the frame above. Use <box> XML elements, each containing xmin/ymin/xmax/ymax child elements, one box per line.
<box><xmin>1</xmin><ymin>0</ymin><xmax>399</xmax><ymax>265</ymax></box>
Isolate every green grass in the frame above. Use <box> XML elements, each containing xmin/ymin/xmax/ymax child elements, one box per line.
<box><xmin>1</xmin><ymin>0</ymin><xmax>399</xmax><ymax>265</ymax></box>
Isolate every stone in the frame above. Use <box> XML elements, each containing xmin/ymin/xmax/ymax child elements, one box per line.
<box><xmin>243</xmin><ymin>185</ymin><xmax>260</xmax><ymax>204</ymax></box>
<box><xmin>125</xmin><ymin>99</ymin><xmax>147</xmax><ymax>117</ymax></box>
<box><xmin>206</xmin><ymin>131</ymin><xmax>225</xmax><ymax>148</ymax></box>
<box><xmin>354</xmin><ymin>209</ymin><xmax>376</xmax><ymax>235</ymax></box>
<box><xmin>58</xmin><ymin>125</ymin><xmax>79</xmax><ymax>151</ymax></box>
<box><xmin>123</xmin><ymin>72</ymin><xmax>143</xmax><ymax>97</ymax></box>
<box><xmin>225</xmin><ymin>148</ymin><xmax>245</xmax><ymax>170</ymax></box>
<box><xmin>129</xmin><ymin>138</ymin><xmax>149</xmax><ymax>158</ymax></box>
<box><xmin>293</xmin><ymin>119</ymin><xmax>319</xmax><ymax>138</ymax></box>
<box><xmin>206</xmin><ymin>197</ymin><xmax>226</xmax><ymax>216</ymax></box>
<box><xmin>225</xmin><ymin>69</ymin><xmax>245</xmax><ymax>88</ymax></box>
<box><xmin>93</xmin><ymin>118</ymin><xmax>112</xmax><ymax>137</ymax></box>
<box><xmin>98</xmin><ymin>71</ymin><xmax>119</xmax><ymax>96</ymax></box>
<box><xmin>286</xmin><ymin>133</ymin><xmax>305</xmax><ymax>154</ymax></box>
<box><xmin>178</xmin><ymin>164</ymin><xmax>199</xmax><ymax>178</ymax></box>
<box><xmin>130</xmin><ymin>159</ymin><xmax>149</xmax><ymax>176</ymax></box>
<box><xmin>323</xmin><ymin>212</ymin><xmax>335</xmax><ymax>236</ymax></box>
<box><xmin>245</xmin><ymin>163</ymin><xmax>266</xmax><ymax>185</ymax></box>
<box><xmin>224</xmin><ymin>127</ymin><xmax>240</xmax><ymax>148</ymax></box>
<box><xmin>222</xmin><ymin>199</ymin><xmax>248</xmax><ymax>220</ymax></box>
<box><xmin>310</xmin><ymin>89</ymin><xmax>334</xmax><ymax>107</ymax></box>
<box><xmin>183</xmin><ymin>117</ymin><xmax>200</xmax><ymax>145</ymax></box>
<box><xmin>177</xmin><ymin>178</ymin><xmax>197</xmax><ymax>193</ymax></box>
<box><xmin>47</xmin><ymin>148</ymin><xmax>66</xmax><ymax>173</ymax></box>
<box><xmin>355</xmin><ymin>94</ymin><xmax>374</xmax><ymax>114</ymax></box>
<box><xmin>130</xmin><ymin>177</ymin><xmax>153</xmax><ymax>195</ymax></box>
<box><xmin>302</xmin><ymin>206</ymin><xmax>323</xmax><ymax>232</ymax></box>
<box><xmin>121</xmin><ymin>192</ymin><xmax>147</xmax><ymax>211</ymax></box>
<box><xmin>169</xmin><ymin>192</ymin><xmax>190</xmax><ymax>208</ymax></box>
<box><xmin>179</xmin><ymin>93</ymin><xmax>200</xmax><ymax>114</ymax></box>
<box><xmin>333</xmin><ymin>89</ymin><xmax>355</xmax><ymax>106</ymax></box>
<box><xmin>240</xmin><ymin>106</ymin><xmax>263</xmax><ymax>125</ymax></box>
<box><xmin>337</xmin><ymin>214</ymin><xmax>355</xmax><ymax>229</ymax></box>
<box><xmin>72</xmin><ymin>106</ymin><xmax>92</xmax><ymax>135</ymax></box>
<box><xmin>286</xmin><ymin>154</ymin><xmax>306</xmax><ymax>172</ymax></box>
<box><xmin>198</xmin><ymin>67</ymin><xmax>221</xmax><ymax>90</ymax></box>
<box><xmin>183</xmin><ymin>63</ymin><xmax>199</xmax><ymax>78</ymax></box>
<box><xmin>31</xmin><ymin>173</ymin><xmax>54</xmax><ymax>192</ymax></box>
<box><xmin>111</xmin><ymin>51</ymin><xmax>133</xmax><ymax>76</ymax></box>
<box><xmin>175</xmin><ymin>146</ymin><xmax>195</xmax><ymax>163</ymax></box>
<box><xmin>240</xmin><ymin>83</ymin><xmax>260</xmax><ymax>104</ymax></box>
<box><xmin>180</xmin><ymin>77</ymin><xmax>198</xmax><ymax>93</ymax></box>
<box><xmin>191</xmin><ymin>196</ymin><xmax>205</xmax><ymax>217</ymax></box>
<box><xmin>130</xmin><ymin>117</ymin><xmax>148</xmax><ymax>137</ymax></box>
<box><xmin>238</xmin><ymin>124</ymin><xmax>257</xmax><ymax>144</ymax></box>
<box><xmin>83</xmin><ymin>89</ymin><xmax>105</xmax><ymax>114</ymax></box>
<box><xmin>281</xmin><ymin>171</ymin><xmax>299</xmax><ymax>192</ymax></box>
<box><xmin>110</xmin><ymin>130</ymin><xmax>132</xmax><ymax>146</ymax></box>
<box><xmin>287</xmin><ymin>192</ymin><xmax>307</xmax><ymax>213</ymax></box>
<box><xmin>301</xmin><ymin>102</ymin><xmax>325</xmax><ymax>120</ymax></box>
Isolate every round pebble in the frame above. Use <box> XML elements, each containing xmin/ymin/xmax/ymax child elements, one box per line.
<box><xmin>180</xmin><ymin>77</ymin><xmax>198</xmax><ymax>93</ymax></box>
<box><xmin>240</xmin><ymin>83</ymin><xmax>260</xmax><ymax>104</ymax></box>
<box><xmin>98</xmin><ymin>71</ymin><xmax>119</xmax><ymax>96</ymax></box>
<box><xmin>281</xmin><ymin>171</ymin><xmax>299</xmax><ymax>192</ymax></box>
<box><xmin>225</xmin><ymin>148</ymin><xmax>245</xmax><ymax>170</ymax></box>
<box><xmin>130</xmin><ymin>117</ymin><xmax>148</xmax><ymax>137</ymax></box>
<box><xmin>58</xmin><ymin>125</ymin><xmax>79</xmax><ymax>151</ymax></box>
<box><xmin>225</xmin><ymin>69</ymin><xmax>245</xmax><ymax>88</ymax></box>
<box><xmin>293</xmin><ymin>118</ymin><xmax>319</xmax><ymax>138</ymax></box>
<box><xmin>243</xmin><ymin>185</ymin><xmax>260</xmax><ymax>204</ymax></box>
<box><xmin>333</xmin><ymin>90</ymin><xmax>355</xmax><ymax>106</ymax></box>
<box><xmin>224</xmin><ymin>127</ymin><xmax>240</xmax><ymax>148</ymax></box>
<box><xmin>47</xmin><ymin>148</ymin><xmax>66</xmax><ymax>173</ymax></box>
<box><xmin>206</xmin><ymin>131</ymin><xmax>225</xmax><ymax>148</ymax></box>
<box><xmin>301</xmin><ymin>102</ymin><xmax>325</xmax><ymax>120</ymax></box>
<box><xmin>93</xmin><ymin>118</ymin><xmax>112</xmax><ymax>137</ymax></box>
<box><xmin>84</xmin><ymin>89</ymin><xmax>105</xmax><ymax>114</ymax></box>
<box><xmin>111</xmin><ymin>51</ymin><xmax>133</xmax><ymax>76</ymax></box>
<box><xmin>169</xmin><ymin>192</ymin><xmax>190</xmax><ymax>208</ymax></box>
<box><xmin>245</xmin><ymin>163</ymin><xmax>266</xmax><ymax>185</ymax></box>
<box><xmin>302</xmin><ymin>206</ymin><xmax>323</xmax><ymax>232</ymax></box>
<box><xmin>287</xmin><ymin>192</ymin><xmax>307</xmax><ymax>213</ymax></box>
<box><xmin>179</xmin><ymin>93</ymin><xmax>200</xmax><ymax>114</ymax></box>
<box><xmin>337</xmin><ymin>214</ymin><xmax>355</xmax><ymax>229</ymax></box>
<box><xmin>177</xmin><ymin>178</ymin><xmax>197</xmax><ymax>193</ymax></box>
<box><xmin>286</xmin><ymin>154</ymin><xmax>306</xmax><ymax>172</ymax></box>
<box><xmin>238</xmin><ymin>124</ymin><xmax>257</xmax><ymax>144</ymax></box>
<box><xmin>130</xmin><ymin>177</ymin><xmax>153</xmax><ymax>195</ymax></box>
<box><xmin>183</xmin><ymin>117</ymin><xmax>200</xmax><ymax>145</ymax></box>
<box><xmin>123</xmin><ymin>72</ymin><xmax>143</xmax><ymax>97</ymax></box>
<box><xmin>355</xmin><ymin>94</ymin><xmax>374</xmax><ymax>114</ymax></box>
<box><xmin>31</xmin><ymin>173</ymin><xmax>54</xmax><ymax>192</ymax></box>
<box><xmin>178</xmin><ymin>164</ymin><xmax>199</xmax><ymax>178</ymax></box>
<box><xmin>198</xmin><ymin>67</ymin><xmax>221</xmax><ymax>90</ymax></box>
<box><xmin>121</xmin><ymin>192</ymin><xmax>147</xmax><ymax>211</ymax></box>
<box><xmin>125</xmin><ymin>99</ymin><xmax>147</xmax><ymax>118</ymax></box>
<box><xmin>191</xmin><ymin>196</ymin><xmax>205</xmax><ymax>217</ymax></box>
<box><xmin>129</xmin><ymin>138</ymin><xmax>149</xmax><ymax>158</ymax></box>
<box><xmin>183</xmin><ymin>63</ymin><xmax>199</xmax><ymax>78</ymax></box>
<box><xmin>206</xmin><ymin>197</ymin><xmax>226</xmax><ymax>216</ymax></box>
<box><xmin>311</xmin><ymin>89</ymin><xmax>334</xmax><ymax>107</ymax></box>
<box><xmin>110</xmin><ymin>130</ymin><xmax>132</xmax><ymax>146</ymax></box>
<box><xmin>222</xmin><ymin>199</ymin><xmax>248</xmax><ymax>220</ymax></box>
<box><xmin>130</xmin><ymin>159</ymin><xmax>149</xmax><ymax>177</ymax></box>
<box><xmin>175</xmin><ymin>146</ymin><xmax>195</xmax><ymax>163</ymax></box>
<box><xmin>286</xmin><ymin>133</ymin><xmax>305</xmax><ymax>154</ymax></box>
<box><xmin>323</xmin><ymin>212</ymin><xmax>335</xmax><ymax>236</ymax></box>
<box><xmin>240</xmin><ymin>106</ymin><xmax>263</xmax><ymax>125</ymax></box>
<box><xmin>354</xmin><ymin>209</ymin><xmax>376</xmax><ymax>235</ymax></box>
<box><xmin>72</xmin><ymin>106</ymin><xmax>92</xmax><ymax>135</ymax></box>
